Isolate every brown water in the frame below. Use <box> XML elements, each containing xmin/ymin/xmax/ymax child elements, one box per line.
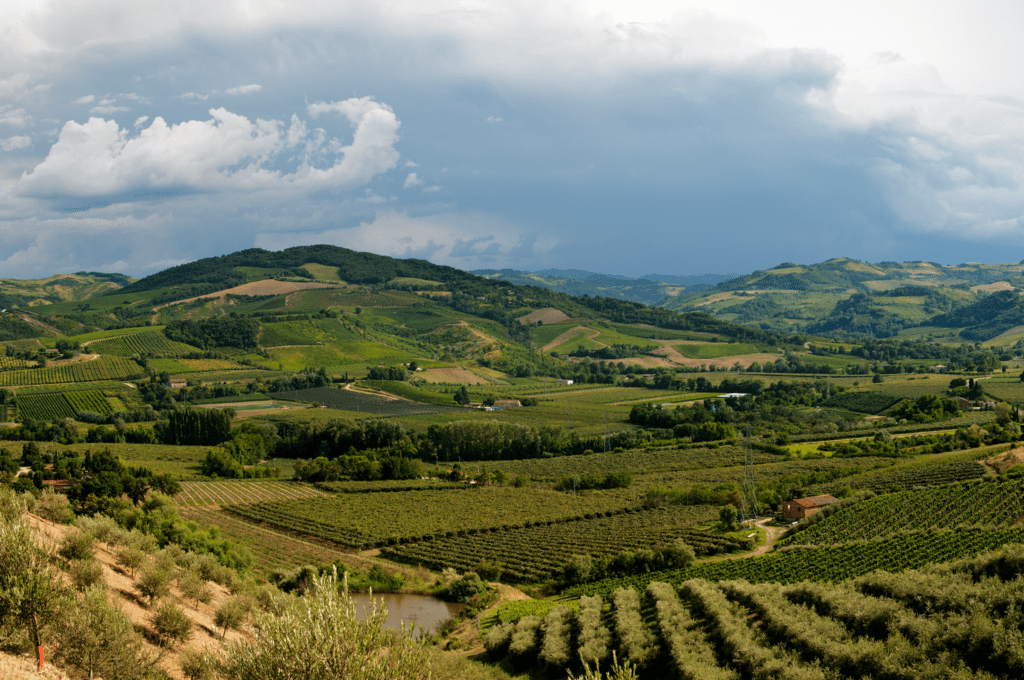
<box><xmin>349</xmin><ymin>592</ymin><xmax>463</xmax><ymax>637</ymax></box>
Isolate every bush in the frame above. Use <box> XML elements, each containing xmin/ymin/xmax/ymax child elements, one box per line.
<box><xmin>215</xmin><ymin>596</ymin><xmax>251</xmax><ymax>640</ymax></box>
<box><xmin>58</xmin><ymin>529</ymin><xmax>96</xmax><ymax>562</ymax></box>
<box><xmin>484</xmin><ymin>622</ymin><xmax>515</xmax><ymax>660</ymax></box>
<box><xmin>116</xmin><ymin>547</ymin><xmax>146</xmax><ymax>578</ymax></box>
<box><xmin>180</xmin><ymin>647</ymin><xmax>216</xmax><ymax>680</ymax></box>
<box><xmin>540</xmin><ymin>605</ymin><xmax>574</xmax><ymax>668</ymax></box>
<box><xmin>69</xmin><ymin>558</ymin><xmax>105</xmax><ymax>590</ymax></box>
<box><xmin>151</xmin><ymin>601</ymin><xmax>193</xmax><ymax>648</ymax></box>
<box><xmin>439</xmin><ymin>571</ymin><xmax>487</xmax><ymax>603</ymax></box>
<box><xmin>508</xmin><ymin>615</ymin><xmax>543</xmax><ymax>669</ymax></box>
<box><xmin>218</xmin><ymin>568</ymin><xmax>431</xmax><ymax>679</ymax></box>
<box><xmin>180</xmin><ymin>569</ymin><xmax>213</xmax><ymax>607</ymax></box>
<box><xmin>136</xmin><ymin>566</ymin><xmax>172</xmax><ymax>606</ymax></box>
<box><xmin>54</xmin><ymin>585</ymin><xmax>155</xmax><ymax>680</ymax></box>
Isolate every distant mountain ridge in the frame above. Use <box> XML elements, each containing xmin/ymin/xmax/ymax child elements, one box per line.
<box><xmin>472</xmin><ymin>268</ymin><xmax>735</xmax><ymax>305</ymax></box>
<box><xmin>661</xmin><ymin>257</ymin><xmax>1024</xmax><ymax>342</ymax></box>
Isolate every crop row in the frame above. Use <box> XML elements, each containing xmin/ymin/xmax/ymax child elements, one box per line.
<box><xmin>464</xmin><ymin>445</ymin><xmax>790</xmax><ymax>482</ymax></box>
<box><xmin>16</xmin><ymin>389</ymin><xmax>113</xmax><ymax>421</ymax></box>
<box><xmin>563</xmin><ymin>527</ymin><xmax>1024</xmax><ymax>599</ymax></box>
<box><xmin>819</xmin><ymin>460</ymin><xmax>989</xmax><ymax>493</ymax></box>
<box><xmin>381</xmin><ymin>504</ymin><xmax>738</xmax><ymax>582</ymax></box>
<box><xmin>86</xmin><ymin>330</ymin><xmax>198</xmax><ymax>357</ymax></box>
<box><xmin>225</xmin><ymin>487</ymin><xmax>638</xmax><ymax>548</ymax></box>
<box><xmin>0</xmin><ymin>356</ymin><xmax>30</xmax><ymax>371</ymax></box>
<box><xmin>496</xmin><ymin>542</ymin><xmax>1024</xmax><ymax>679</ymax></box>
<box><xmin>787</xmin><ymin>478</ymin><xmax>1024</xmax><ymax>546</ymax></box>
<box><xmin>173</xmin><ymin>480</ymin><xmax>327</xmax><ymax>507</ymax></box>
<box><xmin>273</xmin><ymin>386</ymin><xmax>461</xmax><ymax>416</ymax></box>
<box><xmin>180</xmin><ymin>507</ymin><xmax>357</xmax><ymax>574</ymax></box>
<box><xmin>0</xmin><ymin>357</ymin><xmax>144</xmax><ymax>387</ymax></box>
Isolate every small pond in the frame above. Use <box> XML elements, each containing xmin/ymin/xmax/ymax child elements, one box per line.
<box><xmin>349</xmin><ymin>592</ymin><xmax>463</xmax><ymax>638</ymax></box>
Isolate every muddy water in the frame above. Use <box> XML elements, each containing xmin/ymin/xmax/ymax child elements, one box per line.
<box><xmin>349</xmin><ymin>592</ymin><xmax>463</xmax><ymax>637</ymax></box>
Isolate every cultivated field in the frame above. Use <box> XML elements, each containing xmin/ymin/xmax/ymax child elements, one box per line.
<box><xmin>173</xmin><ymin>480</ymin><xmax>327</xmax><ymax>507</ymax></box>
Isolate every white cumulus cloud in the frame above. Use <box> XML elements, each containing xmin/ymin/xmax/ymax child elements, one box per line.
<box><xmin>0</xmin><ymin>135</ymin><xmax>32</xmax><ymax>151</ymax></box>
<box><xmin>403</xmin><ymin>172</ymin><xmax>422</xmax><ymax>188</ymax></box>
<box><xmin>18</xmin><ymin>98</ymin><xmax>402</xmax><ymax>199</ymax></box>
<box><xmin>74</xmin><ymin>94</ymin><xmax>96</xmax><ymax>104</ymax></box>
<box><xmin>0</xmin><ymin>106</ymin><xmax>31</xmax><ymax>127</ymax></box>
<box><xmin>226</xmin><ymin>84</ymin><xmax>262</xmax><ymax>95</ymax></box>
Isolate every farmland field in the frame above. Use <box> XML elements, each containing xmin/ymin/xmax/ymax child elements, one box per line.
<box><xmin>225</xmin><ymin>487</ymin><xmax>639</xmax><ymax>548</ymax></box>
<box><xmin>86</xmin><ymin>330</ymin><xmax>198</xmax><ymax>357</ymax></box>
<box><xmin>381</xmin><ymin>504</ymin><xmax>744</xmax><ymax>581</ymax></box>
<box><xmin>273</xmin><ymin>386</ymin><xmax>461</xmax><ymax>416</ymax></box>
<box><xmin>565</xmin><ymin>526</ymin><xmax>1024</xmax><ymax>598</ymax></box>
<box><xmin>785</xmin><ymin>478</ymin><xmax>1024</xmax><ymax>546</ymax></box>
<box><xmin>673</xmin><ymin>342</ymin><xmax>760</xmax><ymax>359</ymax></box>
<box><xmin>173</xmin><ymin>480</ymin><xmax>327</xmax><ymax>507</ymax></box>
<box><xmin>0</xmin><ymin>357</ymin><xmax>31</xmax><ymax>371</ymax></box>
<box><xmin>0</xmin><ymin>356</ymin><xmax>144</xmax><ymax>387</ymax></box>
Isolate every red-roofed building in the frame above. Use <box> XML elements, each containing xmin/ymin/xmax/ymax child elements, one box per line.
<box><xmin>782</xmin><ymin>494</ymin><xmax>840</xmax><ymax>520</ymax></box>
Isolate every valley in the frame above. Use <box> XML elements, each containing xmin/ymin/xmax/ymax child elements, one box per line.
<box><xmin>3</xmin><ymin>246</ymin><xmax>1024</xmax><ymax>679</ymax></box>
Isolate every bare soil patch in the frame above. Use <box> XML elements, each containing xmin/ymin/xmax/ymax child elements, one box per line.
<box><xmin>517</xmin><ymin>308</ymin><xmax>570</xmax><ymax>325</ymax></box>
<box><xmin>972</xmin><ymin>281</ymin><xmax>1013</xmax><ymax>293</ymax></box>
<box><xmin>986</xmin><ymin>447</ymin><xmax>1024</xmax><ymax>474</ymax></box>
<box><xmin>418</xmin><ymin>367</ymin><xmax>489</xmax><ymax>384</ymax></box>
<box><xmin>154</xmin><ymin>279</ymin><xmax>343</xmax><ymax>311</ymax></box>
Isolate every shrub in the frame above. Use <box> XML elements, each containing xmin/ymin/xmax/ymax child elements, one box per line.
<box><xmin>218</xmin><ymin>568</ymin><xmax>431</xmax><ymax>679</ymax></box>
<box><xmin>116</xmin><ymin>547</ymin><xmax>146</xmax><ymax>578</ymax></box>
<box><xmin>58</xmin><ymin>529</ymin><xmax>96</xmax><ymax>562</ymax></box>
<box><xmin>69</xmin><ymin>558</ymin><xmax>105</xmax><ymax>590</ymax></box>
<box><xmin>180</xmin><ymin>647</ymin><xmax>216</xmax><ymax>680</ymax></box>
<box><xmin>180</xmin><ymin>569</ymin><xmax>213</xmax><ymax>607</ymax></box>
<box><xmin>36</xmin><ymin>489</ymin><xmax>74</xmax><ymax>524</ymax></box>
<box><xmin>151</xmin><ymin>601</ymin><xmax>193</xmax><ymax>648</ymax></box>
<box><xmin>508</xmin><ymin>615</ymin><xmax>543</xmax><ymax>669</ymax></box>
<box><xmin>484</xmin><ymin>622</ymin><xmax>516</xmax><ymax>660</ymax></box>
<box><xmin>136</xmin><ymin>566</ymin><xmax>172</xmax><ymax>606</ymax></box>
<box><xmin>54</xmin><ymin>585</ymin><xmax>155</xmax><ymax>680</ymax></box>
<box><xmin>540</xmin><ymin>605</ymin><xmax>574</xmax><ymax>668</ymax></box>
<box><xmin>215</xmin><ymin>596</ymin><xmax>251</xmax><ymax>640</ymax></box>
<box><xmin>577</xmin><ymin>595</ymin><xmax>611</xmax><ymax>666</ymax></box>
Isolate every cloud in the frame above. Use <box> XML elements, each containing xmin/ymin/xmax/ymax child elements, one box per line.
<box><xmin>134</xmin><ymin>116</ymin><xmax>149</xmax><ymax>128</ymax></box>
<box><xmin>181</xmin><ymin>92</ymin><xmax>211</xmax><ymax>100</ymax></box>
<box><xmin>486</xmin><ymin>116</ymin><xmax>502</xmax><ymax>122</ymax></box>
<box><xmin>254</xmin><ymin>210</ymin><xmax>557</xmax><ymax>268</ymax></box>
<box><xmin>403</xmin><ymin>172</ymin><xmax>422</xmax><ymax>188</ymax></box>
<box><xmin>0</xmin><ymin>106</ymin><xmax>31</xmax><ymax>127</ymax></box>
<box><xmin>90</xmin><ymin>105</ymin><xmax>129</xmax><ymax>114</ymax></box>
<box><xmin>1</xmin><ymin>135</ymin><xmax>32</xmax><ymax>151</ymax></box>
<box><xmin>18</xmin><ymin>98</ymin><xmax>401</xmax><ymax>199</ymax></box>
<box><xmin>226</xmin><ymin>84</ymin><xmax>262</xmax><ymax>95</ymax></box>
<box><xmin>73</xmin><ymin>95</ymin><xmax>96</xmax><ymax>104</ymax></box>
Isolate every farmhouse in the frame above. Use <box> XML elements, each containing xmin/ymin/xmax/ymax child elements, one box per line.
<box><xmin>556</xmin><ymin>379</ymin><xmax>574</xmax><ymax>385</ymax></box>
<box><xmin>493</xmin><ymin>399</ymin><xmax>522</xmax><ymax>409</ymax></box>
<box><xmin>781</xmin><ymin>494</ymin><xmax>840</xmax><ymax>520</ymax></box>
<box><xmin>166</xmin><ymin>378</ymin><xmax>188</xmax><ymax>389</ymax></box>
<box><xmin>951</xmin><ymin>396</ymin><xmax>972</xmax><ymax>410</ymax></box>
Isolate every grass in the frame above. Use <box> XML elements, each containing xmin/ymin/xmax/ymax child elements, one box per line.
<box><xmin>673</xmin><ymin>343</ymin><xmax>761</xmax><ymax>359</ymax></box>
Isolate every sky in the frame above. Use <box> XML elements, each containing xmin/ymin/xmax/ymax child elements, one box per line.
<box><xmin>2</xmin><ymin>0</ymin><xmax>1024</xmax><ymax>280</ymax></box>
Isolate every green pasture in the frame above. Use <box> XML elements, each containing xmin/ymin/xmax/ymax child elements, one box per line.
<box><xmin>265</xmin><ymin>342</ymin><xmax>414</xmax><ymax>371</ymax></box>
<box><xmin>531</xmin><ymin>323</ymin><xmax>578</xmax><ymax>347</ymax></box>
<box><xmin>301</xmin><ymin>263</ymin><xmax>344</xmax><ymax>282</ymax></box>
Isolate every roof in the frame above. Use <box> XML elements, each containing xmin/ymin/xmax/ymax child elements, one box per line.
<box><xmin>790</xmin><ymin>494</ymin><xmax>840</xmax><ymax>508</ymax></box>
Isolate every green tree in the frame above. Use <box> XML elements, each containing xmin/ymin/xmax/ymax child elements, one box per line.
<box><xmin>55</xmin><ymin>585</ymin><xmax>155</xmax><ymax>680</ymax></box>
<box><xmin>719</xmin><ymin>505</ymin><xmax>739</xmax><ymax>532</ymax></box>
<box><xmin>0</xmin><ymin>491</ymin><xmax>65</xmax><ymax>670</ymax></box>
<box><xmin>219</xmin><ymin>568</ymin><xmax>431</xmax><ymax>679</ymax></box>
<box><xmin>453</xmin><ymin>385</ymin><xmax>470</xmax><ymax>406</ymax></box>
<box><xmin>151</xmin><ymin>601</ymin><xmax>193</xmax><ymax>648</ymax></box>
